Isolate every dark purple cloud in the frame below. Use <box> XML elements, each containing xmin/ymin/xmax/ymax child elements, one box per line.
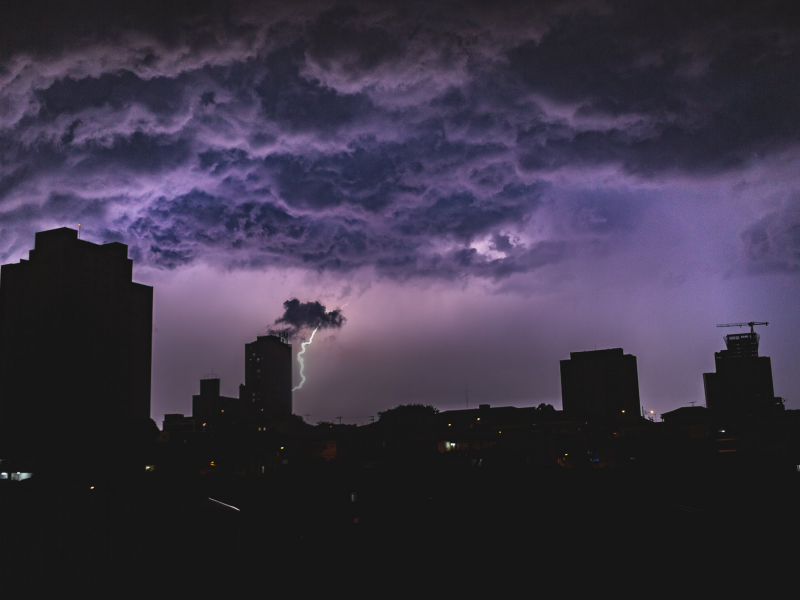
<box><xmin>274</xmin><ymin>298</ymin><xmax>345</xmax><ymax>338</ymax></box>
<box><xmin>1</xmin><ymin>0</ymin><xmax>797</xmax><ymax>283</ymax></box>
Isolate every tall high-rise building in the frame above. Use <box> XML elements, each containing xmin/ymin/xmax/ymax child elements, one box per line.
<box><xmin>560</xmin><ymin>348</ymin><xmax>641</xmax><ymax>418</ymax></box>
<box><xmin>0</xmin><ymin>228</ymin><xmax>153</xmax><ymax>471</ymax></box>
<box><xmin>703</xmin><ymin>332</ymin><xmax>778</xmax><ymax>415</ymax></box>
<box><xmin>239</xmin><ymin>332</ymin><xmax>292</xmax><ymax>420</ymax></box>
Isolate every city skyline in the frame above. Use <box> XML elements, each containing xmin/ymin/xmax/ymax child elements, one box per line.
<box><xmin>1</xmin><ymin>1</ymin><xmax>798</xmax><ymax>425</ymax></box>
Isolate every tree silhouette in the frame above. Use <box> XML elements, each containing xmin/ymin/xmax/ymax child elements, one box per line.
<box><xmin>377</xmin><ymin>403</ymin><xmax>439</xmax><ymax>424</ymax></box>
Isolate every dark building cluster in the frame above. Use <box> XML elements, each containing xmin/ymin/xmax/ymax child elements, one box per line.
<box><xmin>166</xmin><ymin>332</ymin><xmax>294</xmax><ymax>436</ymax></box>
<box><xmin>1</xmin><ymin>228</ymin><xmax>798</xmax><ymax>592</ymax></box>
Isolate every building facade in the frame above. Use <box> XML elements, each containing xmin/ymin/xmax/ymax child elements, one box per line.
<box><xmin>703</xmin><ymin>332</ymin><xmax>779</xmax><ymax>415</ymax></box>
<box><xmin>0</xmin><ymin>228</ymin><xmax>153</xmax><ymax>471</ymax></box>
<box><xmin>560</xmin><ymin>348</ymin><xmax>641</xmax><ymax>418</ymax></box>
<box><xmin>239</xmin><ymin>333</ymin><xmax>293</xmax><ymax>420</ymax></box>
<box><xmin>193</xmin><ymin>377</ymin><xmax>245</xmax><ymax>429</ymax></box>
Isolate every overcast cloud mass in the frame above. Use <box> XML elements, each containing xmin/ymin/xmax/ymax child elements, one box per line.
<box><xmin>2</xmin><ymin>0</ymin><xmax>799</xmax><ymax>423</ymax></box>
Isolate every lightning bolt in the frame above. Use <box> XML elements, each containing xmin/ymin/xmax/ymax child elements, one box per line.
<box><xmin>292</xmin><ymin>325</ymin><xmax>319</xmax><ymax>391</ymax></box>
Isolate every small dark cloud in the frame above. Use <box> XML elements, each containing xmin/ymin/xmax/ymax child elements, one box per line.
<box><xmin>741</xmin><ymin>203</ymin><xmax>800</xmax><ymax>274</ymax></box>
<box><xmin>77</xmin><ymin>132</ymin><xmax>192</xmax><ymax>173</ymax></box>
<box><xmin>491</xmin><ymin>233</ymin><xmax>514</xmax><ymax>253</ymax></box>
<box><xmin>37</xmin><ymin>72</ymin><xmax>186</xmax><ymax>118</ymax></box>
<box><xmin>200</xmin><ymin>91</ymin><xmax>216</xmax><ymax>106</ymax></box>
<box><xmin>396</xmin><ymin>184</ymin><xmax>543</xmax><ymax>243</ymax></box>
<box><xmin>60</xmin><ymin>119</ymin><xmax>82</xmax><ymax>145</ymax></box>
<box><xmin>274</xmin><ymin>298</ymin><xmax>345</xmax><ymax>338</ymax></box>
<box><xmin>255</xmin><ymin>43</ymin><xmax>375</xmax><ymax>132</ymax></box>
<box><xmin>306</xmin><ymin>5</ymin><xmax>405</xmax><ymax>74</ymax></box>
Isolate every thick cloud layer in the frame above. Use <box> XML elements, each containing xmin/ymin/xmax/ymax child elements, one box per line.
<box><xmin>274</xmin><ymin>298</ymin><xmax>345</xmax><ymax>338</ymax></box>
<box><xmin>2</xmin><ymin>0</ymin><xmax>798</xmax><ymax>285</ymax></box>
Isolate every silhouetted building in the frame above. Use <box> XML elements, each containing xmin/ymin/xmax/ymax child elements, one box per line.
<box><xmin>193</xmin><ymin>377</ymin><xmax>245</xmax><ymax>427</ymax></box>
<box><xmin>0</xmin><ymin>228</ymin><xmax>153</xmax><ymax>474</ymax></box>
<box><xmin>162</xmin><ymin>413</ymin><xmax>196</xmax><ymax>433</ymax></box>
<box><xmin>239</xmin><ymin>333</ymin><xmax>292</xmax><ymax>419</ymax></box>
<box><xmin>703</xmin><ymin>332</ymin><xmax>779</xmax><ymax>416</ymax></box>
<box><xmin>560</xmin><ymin>348</ymin><xmax>641</xmax><ymax>418</ymax></box>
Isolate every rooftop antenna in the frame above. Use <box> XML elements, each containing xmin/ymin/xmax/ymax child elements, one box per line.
<box><xmin>689</xmin><ymin>401</ymin><xmax>696</xmax><ymax>407</ymax></box>
<box><xmin>302</xmin><ymin>413</ymin><xmax>310</xmax><ymax>422</ymax></box>
<box><xmin>465</xmin><ymin>382</ymin><xmax>469</xmax><ymax>410</ymax></box>
<box><xmin>77</xmin><ymin>223</ymin><xmax>81</xmax><ymax>239</ymax></box>
<box><xmin>336</xmin><ymin>416</ymin><xmax>343</xmax><ymax>425</ymax></box>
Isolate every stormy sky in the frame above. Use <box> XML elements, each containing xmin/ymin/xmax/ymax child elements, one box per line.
<box><xmin>2</xmin><ymin>0</ymin><xmax>799</xmax><ymax>424</ymax></box>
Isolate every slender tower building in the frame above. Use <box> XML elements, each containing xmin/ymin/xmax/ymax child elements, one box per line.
<box><xmin>239</xmin><ymin>331</ymin><xmax>293</xmax><ymax>421</ymax></box>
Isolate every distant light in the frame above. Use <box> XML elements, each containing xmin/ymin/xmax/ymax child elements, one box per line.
<box><xmin>221</xmin><ymin>409</ymin><xmax>225</xmax><ymax>413</ymax></box>
<box><xmin>202</xmin><ymin>423</ymin><xmax>207</xmax><ymax>427</ymax></box>
<box><xmin>564</xmin><ymin>453</ymin><xmax>568</xmax><ymax>456</ymax></box>
<box><xmin>477</xmin><ymin>418</ymin><xmax>480</xmax><ymax>421</ymax></box>
<box><xmin>280</xmin><ymin>446</ymin><xmax>284</xmax><ymax>450</ymax></box>
<box><xmin>448</xmin><ymin>424</ymin><xmax>451</xmax><ymax>427</ymax></box>
<box><xmin>210</xmin><ymin>461</ymin><xmax>216</xmax><ymax>466</ymax></box>
<box><xmin>499</xmin><ymin>431</ymin><xmax>502</xmax><ymax>434</ymax></box>
<box><xmin>621</xmin><ymin>410</ymin><xmax>625</xmax><ymax>413</ymax></box>
<box><xmin>90</xmin><ymin>486</ymin><xmax>95</xmax><ymax>490</ymax></box>
<box><xmin>649</xmin><ymin>410</ymin><xmax>654</xmax><ymax>414</ymax></box>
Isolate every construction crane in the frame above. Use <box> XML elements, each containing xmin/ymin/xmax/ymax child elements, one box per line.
<box><xmin>716</xmin><ymin>321</ymin><xmax>768</xmax><ymax>334</ymax></box>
